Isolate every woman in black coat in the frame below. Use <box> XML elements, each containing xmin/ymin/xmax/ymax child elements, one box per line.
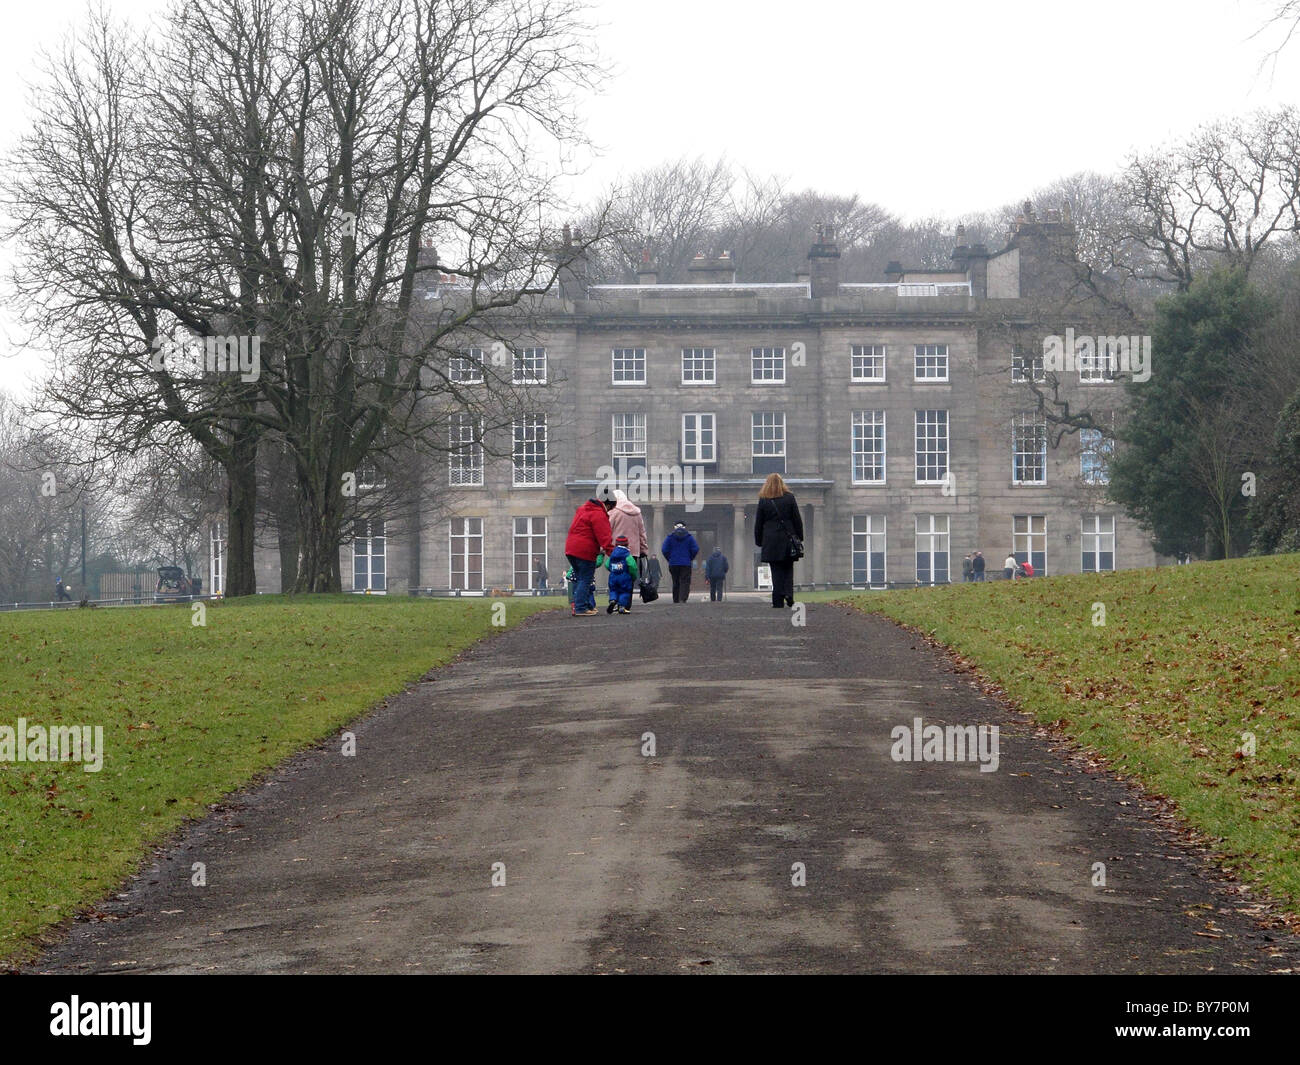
<box><xmin>754</xmin><ymin>472</ymin><xmax>804</xmax><ymax>608</ymax></box>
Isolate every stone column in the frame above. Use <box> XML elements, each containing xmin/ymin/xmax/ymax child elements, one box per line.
<box><xmin>811</xmin><ymin>503</ymin><xmax>826</xmax><ymax>586</ymax></box>
<box><xmin>732</xmin><ymin>504</ymin><xmax>747</xmax><ymax>590</ymax></box>
<box><xmin>651</xmin><ymin>505</ymin><xmax>665</xmax><ymax>560</ymax></box>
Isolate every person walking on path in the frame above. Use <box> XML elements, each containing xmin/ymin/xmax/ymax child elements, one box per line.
<box><xmin>599</xmin><ymin>535</ymin><xmax>640</xmax><ymax>614</ymax></box>
<box><xmin>972</xmin><ymin>551</ymin><xmax>985</xmax><ymax>581</ymax></box>
<box><xmin>645</xmin><ymin>554</ymin><xmax>662</xmax><ymax>590</ymax></box>
<box><xmin>1003</xmin><ymin>552</ymin><xmax>1018</xmax><ymax>581</ymax></box>
<box><xmin>662</xmin><ymin>522</ymin><xmax>699</xmax><ymax>603</ymax></box>
<box><xmin>534</xmin><ymin>557</ymin><xmax>548</xmax><ymax>591</ymax></box>
<box><xmin>565</xmin><ymin>496</ymin><xmax>615</xmax><ymax>615</ymax></box>
<box><xmin>704</xmin><ymin>547</ymin><xmax>729</xmax><ymax>601</ymax></box>
<box><xmin>609</xmin><ymin>489</ymin><xmax>650</xmax><ymax>584</ymax></box>
<box><xmin>961</xmin><ymin>555</ymin><xmax>973</xmax><ymax>582</ymax></box>
<box><xmin>754</xmin><ymin>472</ymin><xmax>804</xmax><ymax>609</ymax></box>
<box><xmin>55</xmin><ymin>577</ymin><xmax>72</xmax><ymax>602</ymax></box>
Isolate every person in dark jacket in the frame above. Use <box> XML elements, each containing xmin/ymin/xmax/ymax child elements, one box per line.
<box><xmin>535</xmin><ymin>557</ymin><xmax>548</xmax><ymax>591</ymax></box>
<box><xmin>704</xmin><ymin>548</ymin><xmax>729</xmax><ymax>601</ymax></box>
<box><xmin>645</xmin><ymin>555</ymin><xmax>662</xmax><ymax>589</ymax></box>
<box><xmin>661</xmin><ymin>522</ymin><xmax>700</xmax><ymax>603</ymax></box>
<box><xmin>564</xmin><ymin>496</ymin><xmax>615</xmax><ymax>615</ymax></box>
<box><xmin>753</xmin><ymin>473</ymin><xmax>804</xmax><ymax>608</ymax></box>
<box><xmin>972</xmin><ymin>551</ymin><xmax>986</xmax><ymax>581</ymax></box>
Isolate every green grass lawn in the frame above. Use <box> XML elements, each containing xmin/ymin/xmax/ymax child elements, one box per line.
<box><xmin>847</xmin><ymin>555</ymin><xmax>1300</xmax><ymax>913</ymax></box>
<box><xmin>0</xmin><ymin>594</ymin><xmax>561</xmax><ymax>963</ymax></box>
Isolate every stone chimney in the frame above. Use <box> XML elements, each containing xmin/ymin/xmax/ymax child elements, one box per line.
<box><xmin>808</xmin><ymin>223</ymin><xmax>840</xmax><ymax>299</ymax></box>
<box><xmin>636</xmin><ymin>247</ymin><xmax>658</xmax><ymax>285</ymax></box>
<box><xmin>557</xmin><ymin>223</ymin><xmax>588</xmax><ymax>301</ymax></box>
<box><xmin>415</xmin><ymin>236</ymin><xmax>439</xmax><ymax>297</ymax></box>
<box><xmin>687</xmin><ymin>250</ymin><xmax>737</xmax><ymax>284</ymax></box>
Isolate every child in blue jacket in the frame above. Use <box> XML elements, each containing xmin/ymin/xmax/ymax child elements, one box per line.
<box><xmin>599</xmin><ymin>535</ymin><xmax>640</xmax><ymax>614</ymax></box>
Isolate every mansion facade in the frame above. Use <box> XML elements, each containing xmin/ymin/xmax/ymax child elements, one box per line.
<box><xmin>206</xmin><ymin>206</ymin><xmax>1162</xmax><ymax>596</ymax></box>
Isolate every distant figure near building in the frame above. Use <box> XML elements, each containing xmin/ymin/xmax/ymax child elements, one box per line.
<box><xmin>972</xmin><ymin>551</ymin><xmax>986</xmax><ymax>581</ymax></box>
<box><xmin>55</xmin><ymin>577</ymin><xmax>72</xmax><ymax>602</ymax></box>
<box><xmin>704</xmin><ymin>548</ymin><xmax>729</xmax><ymax>601</ymax></box>
<box><xmin>535</xmin><ymin>557</ymin><xmax>548</xmax><ymax>590</ymax></box>
<box><xmin>662</xmin><ymin>523</ymin><xmax>700</xmax><ymax>603</ymax></box>
<box><xmin>1003</xmin><ymin>553</ymin><xmax>1018</xmax><ymax>580</ymax></box>
<box><xmin>962</xmin><ymin>555</ymin><xmax>973</xmax><ymax>582</ymax></box>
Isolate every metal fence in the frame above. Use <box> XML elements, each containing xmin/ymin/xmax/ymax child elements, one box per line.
<box><xmin>0</xmin><ymin>594</ymin><xmax>219</xmax><ymax>613</ymax></box>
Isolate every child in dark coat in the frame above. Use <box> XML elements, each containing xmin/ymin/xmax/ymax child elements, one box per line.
<box><xmin>599</xmin><ymin>535</ymin><xmax>640</xmax><ymax>614</ymax></box>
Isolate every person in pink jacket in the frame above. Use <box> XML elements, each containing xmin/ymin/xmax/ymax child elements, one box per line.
<box><xmin>608</xmin><ymin>489</ymin><xmax>650</xmax><ymax>568</ymax></box>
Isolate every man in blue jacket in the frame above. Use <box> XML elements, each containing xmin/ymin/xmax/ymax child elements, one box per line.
<box><xmin>661</xmin><ymin>522</ymin><xmax>700</xmax><ymax>603</ymax></box>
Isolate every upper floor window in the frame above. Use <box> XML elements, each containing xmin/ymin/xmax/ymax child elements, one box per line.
<box><xmin>682</xmin><ymin>347</ymin><xmax>716</xmax><ymax>385</ymax></box>
<box><xmin>512</xmin><ymin>414</ymin><xmax>547</xmax><ymax>486</ymax></box>
<box><xmin>1012</xmin><ymin>347</ymin><xmax>1045</xmax><ymax>383</ymax></box>
<box><xmin>613</xmin><ymin>412</ymin><xmax>647</xmax><ymax>458</ymax></box>
<box><xmin>1079</xmin><ymin>340</ymin><xmax>1117</xmax><ymax>383</ymax></box>
<box><xmin>1080</xmin><ymin>428</ymin><xmax>1113</xmax><ymax>485</ymax></box>
<box><xmin>1012</xmin><ymin>412</ymin><xmax>1047</xmax><ymax>485</ymax></box>
<box><xmin>449</xmin><ymin>413</ymin><xmax>483</xmax><ymax>487</ymax></box>
<box><xmin>851</xmin><ymin>344</ymin><xmax>886</xmax><ymax>382</ymax></box>
<box><xmin>682</xmin><ymin>412</ymin><xmax>716</xmax><ymax>463</ymax></box>
<box><xmin>914</xmin><ymin>409</ymin><xmax>949</xmax><ymax>484</ymax></box>
<box><xmin>450</xmin><ymin>348</ymin><xmax>484</xmax><ymax>384</ymax></box>
<box><xmin>513</xmin><ymin>347</ymin><xmax>547</xmax><ymax>385</ymax></box>
<box><xmin>612</xmin><ymin>348</ymin><xmax>646</xmax><ymax>385</ymax></box>
<box><xmin>914</xmin><ymin>344</ymin><xmax>949</xmax><ymax>381</ymax></box>
<box><xmin>751</xmin><ymin>346</ymin><xmax>786</xmax><ymax>383</ymax></box>
<box><xmin>752</xmin><ymin>411</ymin><xmax>786</xmax><ymax>474</ymax></box>
<box><xmin>852</xmin><ymin>410</ymin><xmax>886</xmax><ymax>485</ymax></box>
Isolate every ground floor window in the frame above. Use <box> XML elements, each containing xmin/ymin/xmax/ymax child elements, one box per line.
<box><xmin>852</xmin><ymin>515</ymin><xmax>886</xmax><ymax>585</ymax></box>
<box><xmin>353</xmin><ymin>519</ymin><xmax>386</xmax><ymax>592</ymax></box>
<box><xmin>513</xmin><ymin>517</ymin><xmax>548</xmax><ymax>590</ymax></box>
<box><xmin>1013</xmin><ymin>514</ymin><xmax>1046</xmax><ymax>575</ymax></box>
<box><xmin>1081</xmin><ymin>514</ymin><xmax>1115</xmax><ymax>572</ymax></box>
<box><xmin>916</xmin><ymin>514</ymin><xmax>949</xmax><ymax>584</ymax></box>
<box><xmin>450</xmin><ymin>517</ymin><xmax>484</xmax><ymax>591</ymax></box>
<box><xmin>209</xmin><ymin>522</ymin><xmax>225</xmax><ymax>595</ymax></box>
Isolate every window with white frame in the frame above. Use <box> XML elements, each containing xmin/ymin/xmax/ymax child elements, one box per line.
<box><xmin>751</xmin><ymin>346</ymin><xmax>786</xmax><ymax>383</ymax></box>
<box><xmin>681</xmin><ymin>347</ymin><xmax>716</xmax><ymax>384</ymax></box>
<box><xmin>851</xmin><ymin>343</ymin><xmax>886</xmax><ymax>382</ymax></box>
<box><xmin>209</xmin><ymin>522</ymin><xmax>225</xmax><ymax>596</ymax></box>
<box><xmin>1012</xmin><ymin>347</ymin><xmax>1045</xmax><ymax>382</ymax></box>
<box><xmin>612</xmin><ymin>347</ymin><xmax>646</xmax><ymax>384</ymax></box>
<box><xmin>1081</xmin><ymin>514</ymin><xmax>1115</xmax><ymax>572</ymax></box>
<box><xmin>1013</xmin><ymin>514</ymin><xmax>1046</xmax><ymax>575</ymax></box>
<box><xmin>357</xmin><ymin>460</ymin><xmax>383</xmax><ymax>490</ymax></box>
<box><xmin>612</xmin><ymin>413</ymin><xmax>647</xmax><ymax>459</ymax></box>
<box><xmin>914</xmin><ymin>409</ymin><xmax>949</xmax><ymax>483</ymax></box>
<box><xmin>513</xmin><ymin>516</ymin><xmax>547</xmax><ymax>590</ymax></box>
<box><xmin>352</xmin><ymin>519</ymin><xmax>386</xmax><ymax>592</ymax></box>
<box><xmin>449</xmin><ymin>517</ymin><xmax>484</xmax><ymax>591</ymax></box>
<box><xmin>1079</xmin><ymin>340</ymin><xmax>1117</xmax><ymax>382</ymax></box>
<box><xmin>449</xmin><ymin>413</ymin><xmax>483</xmax><ymax>486</ymax></box>
<box><xmin>512</xmin><ymin>347</ymin><xmax>547</xmax><ymax>384</ymax></box>
<box><xmin>852</xmin><ymin>410</ymin><xmax>886</xmax><ymax>484</ymax></box>
<box><xmin>852</xmin><ymin>515</ymin><xmax>886</xmax><ymax>585</ymax></box>
<box><xmin>1080</xmin><ymin>428</ymin><xmax>1113</xmax><ymax>485</ymax></box>
<box><xmin>914</xmin><ymin>343</ymin><xmax>949</xmax><ymax>381</ymax></box>
<box><xmin>450</xmin><ymin>348</ymin><xmax>484</xmax><ymax>384</ymax></box>
<box><xmin>512</xmin><ymin>415</ymin><xmax>547</xmax><ymax>485</ymax></box>
<box><xmin>1012</xmin><ymin>412</ymin><xmax>1048</xmax><ymax>484</ymax></box>
<box><xmin>682</xmin><ymin>412</ymin><xmax>716</xmax><ymax>463</ymax></box>
<box><xmin>916</xmin><ymin>514</ymin><xmax>950</xmax><ymax>584</ymax></box>
<box><xmin>751</xmin><ymin>411</ymin><xmax>785</xmax><ymax>474</ymax></box>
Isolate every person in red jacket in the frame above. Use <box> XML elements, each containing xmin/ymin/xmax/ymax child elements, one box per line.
<box><xmin>564</xmin><ymin>495</ymin><xmax>615</xmax><ymax>616</ymax></box>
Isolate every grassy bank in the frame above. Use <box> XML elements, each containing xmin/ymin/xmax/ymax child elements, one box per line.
<box><xmin>0</xmin><ymin>594</ymin><xmax>560</xmax><ymax>962</ymax></box>
<box><xmin>850</xmin><ymin>555</ymin><xmax>1300</xmax><ymax>911</ymax></box>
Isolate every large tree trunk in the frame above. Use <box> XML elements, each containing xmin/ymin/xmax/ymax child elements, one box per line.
<box><xmin>277</xmin><ymin>511</ymin><xmax>300</xmax><ymax>593</ymax></box>
<box><xmin>224</xmin><ymin>433</ymin><xmax>259</xmax><ymax>597</ymax></box>
<box><xmin>293</xmin><ymin>476</ymin><xmax>344</xmax><ymax>594</ymax></box>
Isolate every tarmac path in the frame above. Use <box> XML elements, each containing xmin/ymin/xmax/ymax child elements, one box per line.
<box><xmin>29</xmin><ymin>598</ymin><xmax>1300</xmax><ymax>974</ymax></box>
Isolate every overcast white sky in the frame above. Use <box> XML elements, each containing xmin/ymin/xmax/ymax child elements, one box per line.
<box><xmin>2</xmin><ymin>0</ymin><xmax>1299</xmax><ymax>393</ymax></box>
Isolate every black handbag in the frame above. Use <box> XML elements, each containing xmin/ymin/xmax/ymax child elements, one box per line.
<box><xmin>765</xmin><ymin>498</ymin><xmax>805</xmax><ymax>561</ymax></box>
